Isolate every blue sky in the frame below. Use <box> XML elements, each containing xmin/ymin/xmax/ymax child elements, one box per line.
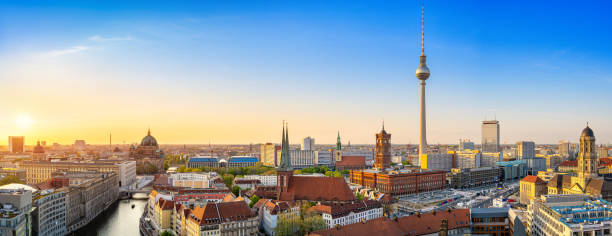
<box><xmin>0</xmin><ymin>0</ymin><xmax>611</xmax><ymax>145</ymax></box>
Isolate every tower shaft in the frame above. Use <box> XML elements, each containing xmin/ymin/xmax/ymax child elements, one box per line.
<box><xmin>419</xmin><ymin>80</ymin><xmax>427</xmax><ymax>157</ymax></box>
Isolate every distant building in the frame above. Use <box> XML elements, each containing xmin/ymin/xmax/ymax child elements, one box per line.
<box><xmin>374</xmin><ymin>126</ymin><xmax>391</xmax><ymax>170</ymax></box>
<box><xmin>454</xmin><ymin>150</ymin><xmax>481</xmax><ymax>169</ymax></box>
<box><xmin>520</xmin><ymin>175</ymin><xmax>547</xmax><ymax>205</ymax></box>
<box><xmin>32</xmin><ymin>141</ymin><xmax>46</xmax><ymax>161</ymax></box>
<box><xmin>481</xmin><ymin>152</ymin><xmax>503</xmax><ymax>167</ymax></box>
<box><xmin>73</xmin><ymin>140</ymin><xmax>86</xmax><ymax>151</ymax></box>
<box><xmin>482</xmin><ymin>120</ymin><xmax>500</xmax><ymax>153</ymax></box>
<box><xmin>558</xmin><ymin>140</ymin><xmax>572</xmax><ymax>157</ymax></box>
<box><xmin>260</xmin><ymin>143</ymin><xmax>280</xmax><ymax>167</ymax></box>
<box><xmin>187</xmin><ymin>156</ymin><xmax>219</xmax><ymax>169</ymax></box>
<box><xmin>310</xmin><ymin>200</ymin><xmax>383</xmax><ymax>229</ymax></box>
<box><xmin>20</xmin><ymin>160</ymin><xmax>135</xmax><ymax>186</ymax></box>
<box><xmin>129</xmin><ymin>129</ymin><xmax>164</xmax><ymax>173</ymax></box>
<box><xmin>301</xmin><ymin>136</ymin><xmax>314</xmax><ymax>151</ymax></box>
<box><xmin>227</xmin><ymin>156</ymin><xmax>258</xmax><ymax>168</ymax></box>
<box><xmin>516</xmin><ymin>141</ymin><xmax>535</xmax><ymax>159</ymax></box>
<box><xmin>496</xmin><ymin>160</ymin><xmax>528</xmax><ymax>181</ymax></box>
<box><xmin>350</xmin><ymin>168</ymin><xmax>446</xmax><ymax>196</ymax></box>
<box><xmin>315</xmin><ymin>150</ymin><xmax>334</xmax><ymax>167</ymax></box>
<box><xmin>420</xmin><ymin>153</ymin><xmax>453</xmax><ymax>171</ymax></box>
<box><xmin>547</xmin><ymin>125</ymin><xmax>612</xmax><ymax>200</ymax></box>
<box><xmin>243</xmin><ymin>175</ymin><xmax>277</xmax><ymax>186</ymax></box>
<box><xmin>169</xmin><ymin>172</ymin><xmax>211</xmax><ymax>188</ymax></box>
<box><xmin>8</xmin><ymin>136</ymin><xmax>25</xmax><ymax>153</ymax></box>
<box><xmin>459</xmin><ymin>139</ymin><xmax>475</xmax><ymax>151</ymax></box>
<box><xmin>447</xmin><ymin>167</ymin><xmax>501</xmax><ymax>189</ymax></box>
<box><xmin>275</xmin><ymin>150</ymin><xmax>316</xmax><ymax>168</ymax></box>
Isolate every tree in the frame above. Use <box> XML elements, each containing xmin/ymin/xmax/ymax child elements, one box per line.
<box><xmin>160</xmin><ymin>230</ymin><xmax>174</xmax><ymax>236</ymax></box>
<box><xmin>341</xmin><ymin>170</ymin><xmax>350</xmax><ymax>175</ymax></box>
<box><xmin>249</xmin><ymin>194</ymin><xmax>261</xmax><ymax>208</ymax></box>
<box><xmin>177</xmin><ymin>165</ymin><xmax>186</xmax><ymax>173</ymax></box>
<box><xmin>402</xmin><ymin>160</ymin><xmax>411</xmax><ymax>166</ymax></box>
<box><xmin>0</xmin><ymin>176</ymin><xmax>24</xmax><ymax>186</ymax></box>
<box><xmin>324</xmin><ymin>171</ymin><xmax>332</xmax><ymax>177</ymax></box>
<box><xmin>222</xmin><ymin>174</ymin><xmax>235</xmax><ymax>188</ymax></box>
<box><xmin>275</xmin><ymin>211</ymin><xmax>326</xmax><ymax>236</ymax></box>
<box><xmin>163</xmin><ymin>161</ymin><xmax>169</xmax><ymax>170</ymax></box>
<box><xmin>355</xmin><ymin>192</ymin><xmax>365</xmax><ymax>201</ymax></box>
<box><xmin>332</xmin><ymin>171</ymin><xmax>342</xmax><ymax>178</ymax></box>
<box><xmin>232</xmin><ymin>186</ymin><xmax>241</xmax><ymax>197</ymax></box>
<box><xmin>319</xmin><ymin>166</ymin><xmax>329</xmax><ymax>173</ymax></box>
<box><xmin>293</xmin><ymin>170</ymin><xmax>302</xmax><ymax>175</ymax></box>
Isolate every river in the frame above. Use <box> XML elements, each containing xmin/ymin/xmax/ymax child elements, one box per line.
<box><xmin>71</xmin><ymin>193</ymin><xmax>148</xmax><ymax>236</ymax></box>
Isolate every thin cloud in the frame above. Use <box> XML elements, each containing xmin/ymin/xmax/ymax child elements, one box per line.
<box><xmin>88</xmin><ymin>35</ymin><xmax>134</xmax><ymax>42</ymax></box>
<box><xmin>42</xmin><ymin>46</ymin><xmax>91</xmax><ymax>57</ymax></box>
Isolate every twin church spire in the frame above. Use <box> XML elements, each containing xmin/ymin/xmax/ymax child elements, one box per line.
<box><xmin>278</xmin><ymin>121</ymin><xmax>293</xmax><ymax>171</ymax></box>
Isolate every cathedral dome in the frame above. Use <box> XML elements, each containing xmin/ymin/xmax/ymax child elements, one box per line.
<box><xmin>140</xmin><ymin>129</ymin><xmax>158</xmax><ymax>146</ymax></box>
<box><xmin>581</xmin><ymin>126</ymin><xmax>594</xmax><ymax>137</ymax></box>
<box><xmin>33</xmin><ymin>141</ymin><xmax>44</xmax><ymax>153</ymax></box>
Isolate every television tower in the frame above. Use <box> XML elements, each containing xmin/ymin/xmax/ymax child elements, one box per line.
<box><xmin>415</xmin><ymin>3</ymin><xmax>430</xmax><ymax>157</ymax></box>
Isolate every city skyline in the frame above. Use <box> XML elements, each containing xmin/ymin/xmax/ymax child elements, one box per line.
<box><xmin>1</xmin><ymin>0</ymin><xmax>612</xmax><ymax>145</ymax></box>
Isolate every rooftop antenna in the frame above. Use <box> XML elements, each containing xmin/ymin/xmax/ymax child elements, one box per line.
<box><xmin>421</xmin><ymin>2</ymin><xmax>425</xmax><ymax>55</ymax></box>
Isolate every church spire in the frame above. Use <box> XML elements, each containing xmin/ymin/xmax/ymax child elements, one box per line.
<box><xmin>336</xmin><ymin>131</ymin><xmax>342</xmax><ymax>150</ymax></box>
<box><xmin>278</xmin><ymin>121</ymin><xmax>292</xmax><ymax>171</ymax></box>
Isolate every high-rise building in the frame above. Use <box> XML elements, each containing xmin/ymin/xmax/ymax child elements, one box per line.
<box><xmin>301</xmin><ymin>136</ymin><xmax>314</xmax><ymax>151</ymax></box>
<box><xmin>558</xmin><ymin>140</ymin><xmax>571</xmax><ymax>157</ymax></box>
<box><xmin>374</xmin><ymin>125</ymin><xmax>391</xmax><ymax>170</ymax></box>
<box><xmin>481</xmin><ymin>120</ymin><xmax>500</xmax><ymax>153</ymax></box>
<box><xmin>260</xmin><ymin>143</ymin><xmax>280</xmax><ymax>167</ymax></box>
<box><xmin>8</xmin><ymin>136</ymin><xmax>25</xmax><ymax>153</ymax></box>
<box><xmin>516</xmin><ymin>141</ymin><xmax>535</xmax><ymax>159</ymax></box>
<box><xmin>415</xmin><ymin>4</ymin><xmax>430</xmax><ymax>158</ymax></box>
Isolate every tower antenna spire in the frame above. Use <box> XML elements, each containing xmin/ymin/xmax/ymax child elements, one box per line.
<box><xmin>421</xmin><ymin>2</ymin><xmax>425</xmax><ymax>55</ymax></box>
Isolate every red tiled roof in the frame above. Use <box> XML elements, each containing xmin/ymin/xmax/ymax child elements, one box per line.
<box><xmin>189</xmin><ymin>201</ymin><xmax>255</xmax><ymax>226</ymax></box>
<box><xmin>263</xmin><ymin>200</ymin><xmax>295</xmax><ymax>215</ymax></box>
<box><xmin>600</xmin><ymin>158</ymin><xmax>612</xmax><ymax>166</ymax></box>
<box><xmin>280</xmin><ymin>176</ymin><xmax>355</xmax><ymax>202</ymax></box>
<box><xmin>397</xmin><ymin>209</ymin><xmax>470</xmax><ymax>235</ymax></box>
<box><xmin>336</xmin><ymin>156</ymin><xmax>366</xmax><ymax>167</ymax></box>
<box><xmin>559</xmin><ymin>160</ymin><xmax>577</xmax><ymax>167</ymax></box>
<box><xmin>153</xmin><ymin>174</ymin><xmax>170</xmax><ymax>186</ymax></box>
<box><xmin>309</xmin><ymin>209</ymin><xmax>470</xmax><ymax>236</ymax></box>
<box><xmin>521</xmin><ymin>175</ymin><xmax>546</xmax><ymax>184</ymax></box>
<box><xmin>309</xmin><ymin>217</ymin><xmax>405</xmax><ymax>236</ymax></box>
<box><xmin>157</xmin><ymin>199</ymin><xmax>175</xmax><ymax>210</ymax></box>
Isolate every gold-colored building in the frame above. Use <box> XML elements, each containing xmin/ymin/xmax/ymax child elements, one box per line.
<box><xmin>519</xmin><ymin>175</ymin><xmax>547</xmax><ymax>205</ymax></box>
<box><xmin>547</xmin><ymin>126</ymin><xmax>612</xmax><ymax>200</ymax></box>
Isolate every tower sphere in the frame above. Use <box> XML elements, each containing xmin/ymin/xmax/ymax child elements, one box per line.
<box><xmin>416</xmin><ymin>55</ymin><xmax>430</xmax><ymax>81</ymax></box>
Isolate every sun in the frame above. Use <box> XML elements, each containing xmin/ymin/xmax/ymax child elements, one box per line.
<box><xmin>15</xmin><ymin>114</ymin><xmax>34</xmax><ymax>130</ymax></box>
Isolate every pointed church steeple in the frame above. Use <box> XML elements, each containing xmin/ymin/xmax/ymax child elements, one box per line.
<box><xmin>336</xmin><ymin>131</ymin><xmax>342</xmax><ymax>151</ymax></box>
<box><xmin>278</xmin><ymin>121</ymin><xmax>292</xmax><ymax>171</ymax></box>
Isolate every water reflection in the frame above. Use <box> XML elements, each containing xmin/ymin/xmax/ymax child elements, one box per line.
<box><xmin>71</xmin><ymin>194</ymin><xmax>147</xmax><ymax>236</ymax></box>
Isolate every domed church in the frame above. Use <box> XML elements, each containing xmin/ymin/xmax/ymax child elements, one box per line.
<box><xmin>129</xmin><ymin>129</ymin><xmax>165</xmax><ymax>173</ymax></box>
<box><xmin>547</xmin><ymin>125</ymin><xmax>612</xmax><ymax>200</ymax></box>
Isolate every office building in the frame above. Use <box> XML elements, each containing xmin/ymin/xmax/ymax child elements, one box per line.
<box><xmin>558</xmin><ymin>140</ymin><xmax>572</xmax><ymax>157</ymax></box>
<box><xmin>315</xmin><ymin>150</ymin><xmax>334</xmax><ymax>167</ymax></box>
<box><xmin>169</xmin><ymin>172</ymin><xmax>211</xmax><ymax>188</ymax></box>
<box><xmin>481</xmin><ymin>152</ymin><xmax>503</xmax><ymax>167</ymax></box>
<box><xmin>496</xmin><ymin>160</ymin><xmax>528</xmax><ymax>181</ymax></box>
<box><xmin>528</xmin><ymin>194</ymin><xmax>612</xmax><ymax>236</ymax></box>
<box><xmin>243</xmin><ymin>175</ymin><xmax>277</xmax><ymax>186</ymax></box>
<box><xmin>482</xmin><ymin>120</ymin><xmax>500</xmax><ymax>153</ymax></box>
<box><xmin>516</xmin><ymin>141</ymin><xmax>535</xmax><ymax>159</ymax></box>
<box><xmin>274</xmin><ymin>150</ymin><xmax>316</xmax><ymax>168</ymax></box>
<box><xmin>301</xmin><ymin>136</ymin><xmax>314</xmax><ymax>151</ymax></box>
<box><xmin>0</xmin><ymin>187</ymin><xmax>32</xmax><ymax>236</ymax></box>
<box><xmin>420</xmin><ymin>153</ymin><xmax>453</xmax><ymax>171</ymax></box>
<box><xmin>8</xmin><ymin>136</ymin><xmax>25</xmax><ymax>153</ymax></box>
<box><xmin>447</xmin><ymin>167</ymin><xmax>501</xmax><ymax>189</ymax></box>
<box><xmin>20</xmin><ymin>160</ymin><xmax>134</xmax><ymax>186</ymax></box>
<box><xmin>32</xmin><ymin>189</ymin><xmax>67</xmax><ymax>236</ymax></box>
<box><xmin>454</xmin><ymin>151</ymin><xmax>481</xmax><ymax>169</ymax></box>
<box><xmin>260</xmin><ymin>143</ymin><xmax>280</xmax><ymax>167</ymax></box>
